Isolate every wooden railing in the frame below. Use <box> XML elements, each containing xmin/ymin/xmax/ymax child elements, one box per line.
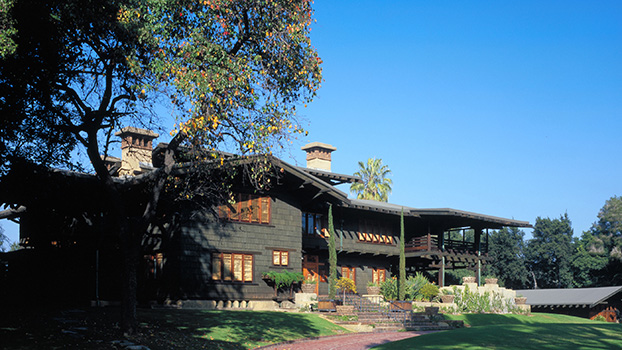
<box><xmin>405</xmin><ymin>234</ymin><xmax>487</xmax><ymax>253</ymax></box>
<box><xmin>405</xmin><ymin>235</ymin><xmax>438</xmax><ymax>252</ymax></box>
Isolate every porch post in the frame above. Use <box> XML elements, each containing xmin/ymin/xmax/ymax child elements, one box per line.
<box><xmin>473</xmin><ymin>226</ymin><xmax>482</xmax><ymax>286</ymax></box>
<box><xmin>439</xmin><ymin>256</ymin><xmax>445</xmax><ymax>287</ymax></box>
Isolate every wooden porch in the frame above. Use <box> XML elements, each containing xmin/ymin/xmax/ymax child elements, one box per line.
<box><xmin>404</xmin><ymin>232</ymin><xmax>489</xmax><ymax>255</ymax></box>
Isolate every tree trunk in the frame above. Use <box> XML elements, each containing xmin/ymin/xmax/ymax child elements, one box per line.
<box><xmin>121</xmin><ymin>224</ymin><xmax>139</xmax><ymax>335</ymax></box>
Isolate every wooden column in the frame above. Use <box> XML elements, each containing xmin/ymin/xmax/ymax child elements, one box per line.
<box><xmin>473</xmin><ymin>226</ymin><xmax>483</xmax><ymax>286</ymax></box>
<box><xmin>438</xmin><ymin>256</ymin><xmax>445</xmax><ymax>287</ymax></box>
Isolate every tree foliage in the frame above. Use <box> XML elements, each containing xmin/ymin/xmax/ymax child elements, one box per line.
<box><xmin>0</xmin><ymin>0</ymin><xmax>322</xmax><ymax>334</ymax></box>
<box><xmin>327</xmin><ymin>203</ymin><xmax>337</xmax><ymax>300</ymax></box>
<box><xmin>579</xmin><ymin>195</ymin><xmax>622</xmax><ymax>286</ymax></box>
<box><xmin>571</xmin><ymin>232</ymin><xmax>609</xmax><ymax>287</ymax></box>
<box><xmin>0</xmin><ymin>224</ymin><xmax>8</xmax><ymax>252</ymax></box>
<box><xmin>0</xmin><ymin>0</ymin><xmax>322</xmax><ymax>174</ymax></box>
<box><xmin>398</xmin><ymin>208</ymin><xmax>405</xmax><ymax>300</ymax></box>
<box><xmin>350</xmin><ymin>158</ymin><xmax>392</xmax><ymax>202</ymax></box>
<box><xmin>525</xmin><ymin>214</ymin><xmax>574</xmax><ymax>289</ymax></box>
<box><xmin>485</xmin><ymin>227</ymin><xmax>528</xmax><ymax>289</ymax></box>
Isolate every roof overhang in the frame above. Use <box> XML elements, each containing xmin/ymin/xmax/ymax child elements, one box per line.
<box><xmin>516</xmin><ymin>286</ymin><xmax>622</xmax><ymax>308</ymax></box>
<box><xmin>296</xmin><ymin>166</ymin><xmax>362</xmax><ymax>186</ymax></box>
<box><xmin>412</xmin><ymin>208</ymin><xmax>532</xmax><ymax>229</ymax></box>
<box><xmin>344</xmin><ymin>199</ymin><xmax>418</xmax><ymax>216</ymax></box>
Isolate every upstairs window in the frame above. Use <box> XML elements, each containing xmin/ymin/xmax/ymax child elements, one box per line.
<box><xmin>357</xmin><ymin>218</ymin><xmax>395</xmax><ymax>245</ymax></box>
<box><xmin>302</xmin><ymin>212</ymin><xmax>325</xmax><ymax>235</ymax></box>
<box><xmin>219</xmin><ymin>194</ymin><xmax>271</xmax><ymax>224</ymax></box>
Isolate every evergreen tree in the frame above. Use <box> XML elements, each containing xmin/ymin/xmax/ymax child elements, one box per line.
<box><xmin>485</xmin><ymin>227</ymin><xmax>528</xmax><ymax>289</ymax></box>
<box><xmin>328</xmin><ymin>204</ymin><xmax>337</xmax><ymax>299</ymax></box>
<box><xmin>581</xmin><ymin>196</ymin><xmax>622</xmax><ymax>285</ymax></box>
<box><xmin>571</xmin><ymin>232</ymin><xmax>608</xmax><ymax>287</ymax></box>
<box><xmin>398</xmin><ymin>208</ymin><xmax>405</xmax><ymax>300</ymax></box>
<box><xmin>525</xmin><ymin>214</ymin><xmax>574</xmax><ymax>288</ymax></box>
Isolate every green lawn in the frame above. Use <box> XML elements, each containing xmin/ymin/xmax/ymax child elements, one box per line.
<box><xmin>372</xmin><ymin>313</ymin><xmax>622</xmax><ymax>350</ymax></box>
<box><xmin>1</xmin><ymin>307</ymin><xmax>349</xmax><ymax>350</ymax></box>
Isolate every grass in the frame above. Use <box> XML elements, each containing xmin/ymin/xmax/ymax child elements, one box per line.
<box><xmin>1</xmin><ymin>307</ymin><xmax>349</xmax><ymax>349</ymax></box>
<box><xmin>371</xmin><ymin>313</ymin><xmax>622</xmax><ymax>350</ymax></box>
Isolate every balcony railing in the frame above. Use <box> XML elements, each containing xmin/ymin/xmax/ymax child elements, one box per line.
<box><xmin>405</xmin><ymin>233</ymin><xmax>488</xmax><ymax>254</ymax></box>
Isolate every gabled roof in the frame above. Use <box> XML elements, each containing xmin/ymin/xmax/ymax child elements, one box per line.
<box><xmin>272</xmin><ymin>157</ymin><xmax>350</xmax><ymax>204</ymax></box>
<box><xmin>515</xmin><ymin>286</ymin><xmax>622</xmax><ymax>308</ymax></box>
<box><xmin>296</xmin><ymin>166</ymin><xmax>362</xmax><ymax>186</ymax></box>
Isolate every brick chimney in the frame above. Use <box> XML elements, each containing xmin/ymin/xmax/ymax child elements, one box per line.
<box><xmin>115</xmin><ymin>127</ymin><xmax>159</xmax><ymax>176</ymax></box>
<box><xmin>301</xmin><ymin>142</ymin><xmax>337</xmax><ymax>172</ymax></box>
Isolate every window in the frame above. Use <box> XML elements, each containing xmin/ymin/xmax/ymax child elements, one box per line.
<box><xmin>212</xmin><ymin>252</ymin><xmax>253</xmax><ymax>282</ymax></box>
<box><xmin>341</xmin><ymin>266</ymin><xmax>356</xmax><ymax>282</ymax></box>
<box><xmin>302</xmin><ymin>212</ymin><xmax>325</xmax><ymax>235</ymax></box>
<box><xmin>356</xmin><ymin>219</ymin><xmax>395</xmax><ymax>245</ymax></box>
<box><xmin>372</xmin><ymin>268</ymin><xmax>386</xmax><ymax>284</ymax></box>
<box><xmin>219</xmin><ymin>194</ymin><xmax>270</xmax><ymax>224</ymax></box>
<box><xmin>272</xmin><ymin>250</ymin><xmax>289</xmax><ymax>266</ymax></box>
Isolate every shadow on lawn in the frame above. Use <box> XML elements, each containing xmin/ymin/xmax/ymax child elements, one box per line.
<box><xmin>138</xmin><ymin>309</ymin><xmax>338</xmax><ymax>349</ymax></box>
<box><xmin>372</xmin><ymin>319</ymin><xmax>622</xmax><ymax>350</ymax></box>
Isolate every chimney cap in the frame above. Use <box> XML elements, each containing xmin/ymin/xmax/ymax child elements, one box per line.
<box><xmin>115</xmin><ymin>126</ymin><xmax>159</xmax><ymax>139</ymax></box>
<box><xmin>301</xmin><ymin>142</ymin><xmax>336</xmax><ymax>152</ymax></box>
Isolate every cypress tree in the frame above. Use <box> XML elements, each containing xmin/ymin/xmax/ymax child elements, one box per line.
<box><xmin>399</xmin><ymin>207</ymin><xmax>406</xmax><ymax>300</ymax></box>
<box><xmin>328</xmin><ymin>204</ymin><xmax>337</xmax><ymax>299</ymax></box>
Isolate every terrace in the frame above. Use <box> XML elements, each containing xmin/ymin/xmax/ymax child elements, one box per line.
<box><xmin>405</xmin><ymin>229</ymin><xmax>490</xmax><ymax>256</ymax></box>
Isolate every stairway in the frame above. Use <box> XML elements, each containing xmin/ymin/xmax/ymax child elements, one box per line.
<box><xmin>338</xmin><ymin>294</ymin><xmax>453</xmax><ymax>332</ymax></box>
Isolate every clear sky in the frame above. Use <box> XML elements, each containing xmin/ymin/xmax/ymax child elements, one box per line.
<box><xmin>2</xmin><ymin>1</ymin><xmax>621</xmax><ymax>245</ymax></box>
<box><xmin>289</xmin><ymin>0</ymin><xmax>622</xmax><ymax>238</ymax></box>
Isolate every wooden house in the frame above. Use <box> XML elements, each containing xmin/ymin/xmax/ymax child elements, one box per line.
<box><xmin>0</xmin><ymin>127</ymin><xmax>530</xmax><ymax>306</ymax></box>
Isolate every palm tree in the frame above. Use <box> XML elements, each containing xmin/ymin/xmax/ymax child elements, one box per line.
<box><xmin>350</xmin><ymin>158</ymin><xmax>393</xmax><ymax>202</ymax></box>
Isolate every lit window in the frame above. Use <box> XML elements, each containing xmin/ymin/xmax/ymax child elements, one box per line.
<box><xmin>372</xmin><ymin>268</ymin><xmax>386</xmax><ymax>284</ymax></box>
<box><xmin>341</xmin><ymin>266</ymin><xmax>356</xmax><ymax>282</ymax></box>
<box><xmin>212</xmin><ymin>252</ymin><xmax>253</xmax><ymax>282</ymax></box>
<box><xmin>219</xmin><ymin>194</ymin><xmax>271</xmax><ymax>225</ymax></box>
<box><xmin>272</xmin><ymin>250</ymin><xmax>289</xmax><ymax>266</ymax></box>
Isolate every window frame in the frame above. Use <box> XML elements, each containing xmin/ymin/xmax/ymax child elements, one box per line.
<box><xmin>372</xmin><ymin>268</ymin><xmax>386</xmax><ymax>284</ymax></box>
<box><xmin>219</xmin><ymin>194</ymin><xmax>271</xmax><ymax>225</ymax></box>
<box><xmin>302</xmin><ymin>212</ymin><xmax>325</xmax><ymax>235</ymax></box>
<box><xmin>211</xmin><ymin>252</ymin><xmax>254</xmax><ymax>283</ymax></box>
<box><xmin>340</xmin><ymin>266</ymin><xmax>356</xmax><ymax>282</ymax></box>
<box><xmin>272</xmin><ymin>250</ymin><xmax>289</xmax><ymax>266</ymax></box>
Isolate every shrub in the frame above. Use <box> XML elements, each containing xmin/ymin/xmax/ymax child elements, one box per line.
<box><xmin>262</xmin><ymin>271</ymin><xmax>304</xmax><ymax>289</ymax></box>
<box><xmin>452</xmin><ymin>285</ymin><xmax>527</xmax><ymax>314</ymax></box>
<box><xmin>380</xmin><ymin>277</ymin><xmax>399</xmax><ymax>300</ymax></box>
<box><xmin>419</xmin><ymin>283</ymin><xmax>439</xmax><ymax>301</ymax></box>
<box><xmin>593</xmin><ymin>315</ymin><xmax>607</xmax><ymax>322</ymax></box>
<box><xmin>336</xmin><ymin>277</ymin><xmax>357</xmax><ymax>303</ymax></box>
<box><xmin>405</xmin><ymin>272</ymin><xmax>429</xmax><ymax>300</ymax></box>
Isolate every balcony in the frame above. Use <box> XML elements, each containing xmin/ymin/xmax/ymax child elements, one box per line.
<box><xmin>404</xmin><ymin>233</ymin><xmax>488</xmax><ymax>254</ymax></box>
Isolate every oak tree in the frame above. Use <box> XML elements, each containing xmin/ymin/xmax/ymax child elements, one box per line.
<box><xmin>0</xmin><ymin>0</ymin><xmax>321</xmax><ymax>333</ymax></box>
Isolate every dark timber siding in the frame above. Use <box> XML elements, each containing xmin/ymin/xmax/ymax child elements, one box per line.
<box><xmin>176</xmin><ymin>194</ymin><xmax>302</xmax><ymax>300</ymax></box>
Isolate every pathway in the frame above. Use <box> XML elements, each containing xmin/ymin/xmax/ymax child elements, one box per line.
<box><xmin>258</xmin><ymin>331</ymin><xmax>436</xmax><ymax>350</ymax></box>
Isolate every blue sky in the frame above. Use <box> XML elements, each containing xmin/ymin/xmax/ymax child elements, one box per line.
<box><xmin>288</xmin><ymin>0</ymin><xmax>622</xmax><ymax>238</ymax></box>
<box><xmin>2</xmin><ymin>1</ymin><xmax>621</xmax><ymax>245</ymax></box>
